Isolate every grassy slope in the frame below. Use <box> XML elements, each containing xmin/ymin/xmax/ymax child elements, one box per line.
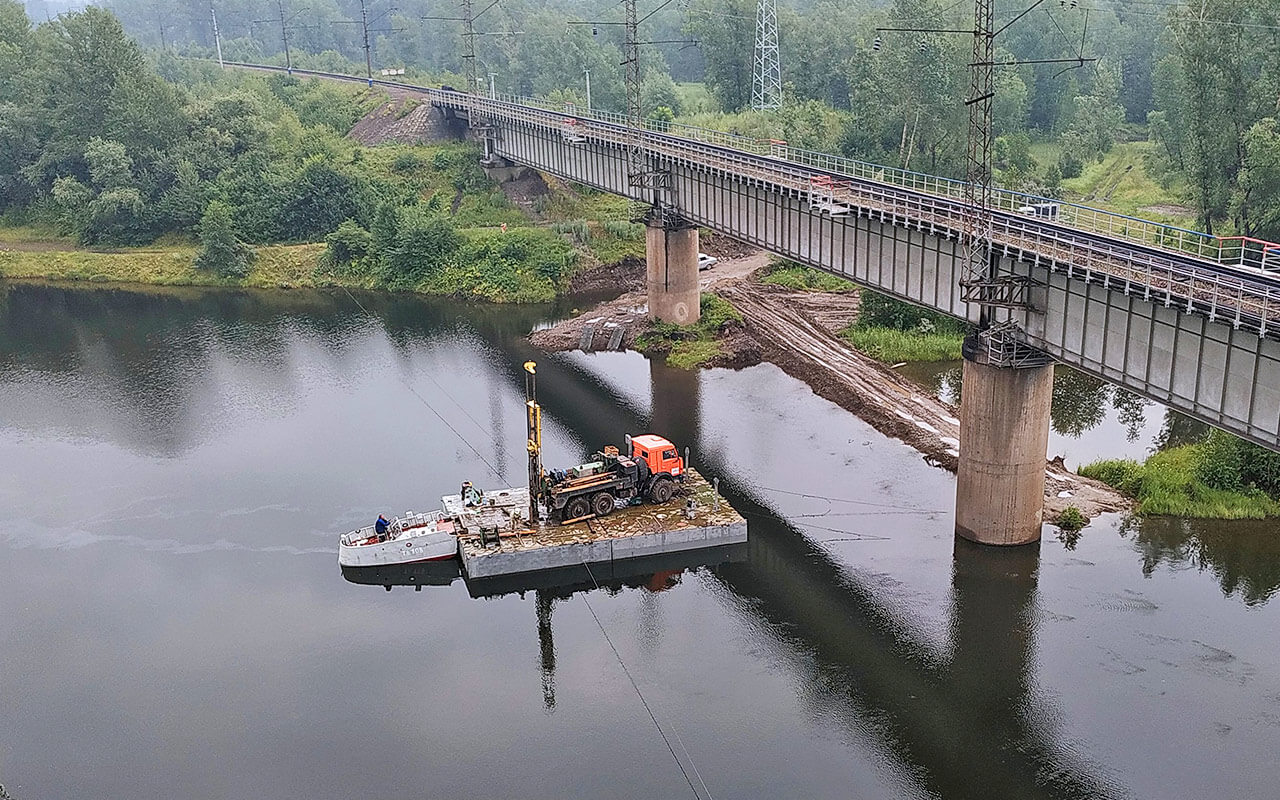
<box><xmin>1080</xmin><ymin>446</ymin><xmax>1280</xmax><ymax>519</ymax></box>
<box><xmin>1029</xmin><ymin>141</ymin><xmax>1194</xmax><ymax>226</ymax></box>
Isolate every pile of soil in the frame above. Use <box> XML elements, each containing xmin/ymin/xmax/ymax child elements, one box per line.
<box><xmin>716</xmin><ymin>280</ymin><xmax>1127</xmax><ymax>519</ymax></box>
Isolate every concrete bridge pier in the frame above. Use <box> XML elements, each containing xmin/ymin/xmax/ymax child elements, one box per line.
<box><xmin>646</xmin><ymin>222</ymin><xmax>700</xmax><ymax>325</ymax></box>
<box><xmin>955</xmin><ymin>356</ymin><xmax>1054</xmax><ymax>546</ymax></box>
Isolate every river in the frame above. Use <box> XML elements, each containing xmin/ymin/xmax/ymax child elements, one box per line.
<box><xmin>2</xmin><ymin>281</ymin><xmax>1278</xmax><ymax>800</ymax></box>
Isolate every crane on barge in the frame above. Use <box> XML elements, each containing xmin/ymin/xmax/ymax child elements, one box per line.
<box><xmin>524</xmin><ymin>361</ymin><xmax>687</xmax><ymax>525</ymax></box>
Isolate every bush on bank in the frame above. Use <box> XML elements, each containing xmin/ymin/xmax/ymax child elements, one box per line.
<box><xmin>841</xmin><ymin>289</ymin><xmax>967</xmax><ymax>363</ymax></box>
<box><xmin>317</xmin><ymin>215</ymin><xmax>576</xmax><ymax>303</ymax></box>
<box><xmin>635</xmin><ymin>294</ymin><xmax>743</xmax><ymax>369</ymax></box>
<box><xmin>1080</xmin><ymin>437</ymin><xmax>1280</xmax><ymax>519</ymax></box>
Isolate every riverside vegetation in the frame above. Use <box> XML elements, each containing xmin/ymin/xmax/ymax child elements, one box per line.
<box><xmin>0</xmin><ymin>5</ymin><xmax>637</xmax><ymax>303</ymax></box>
<box><xmin>1081</xmin><ymin>433</ymin><xmax>1280</xmax><ymax>520</ymax></box>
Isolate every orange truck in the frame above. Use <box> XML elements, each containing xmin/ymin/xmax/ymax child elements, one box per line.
<box><xmin>542</xmin><ymin>434</ymin><xmax>686</xmax><ymax>523</ymax></box>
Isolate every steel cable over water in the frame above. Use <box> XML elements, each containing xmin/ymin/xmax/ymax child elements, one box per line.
<box><xmin>338</xmin><ymin>286</ymin><xmax>510</xmax><ymax>483</ymax></box>
<box><xmin>579</xmin><ymin>557</ymin><xmax>714</xmax><ymax>800</ymax></box>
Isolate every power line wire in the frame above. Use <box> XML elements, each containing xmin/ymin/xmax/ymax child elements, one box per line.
<box><xmin>578</xmin><ymin>558</ymin><xmax>712</xmax><ymax>799</ymax></box>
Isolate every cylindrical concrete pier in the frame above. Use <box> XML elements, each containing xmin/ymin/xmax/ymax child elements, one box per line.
<box><xmin>955</xmin><ymin>358</ymin><xmax>1054</xmax><ymax>546</ymax></box>
<box><xmin>646</xmin><ymin>224</ymin><xmax>700</xmax><ymax>325</ymax></box>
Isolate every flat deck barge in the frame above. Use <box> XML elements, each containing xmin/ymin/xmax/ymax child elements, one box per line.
<box><xmin>457</xmin><ymin>468</ymin><xmax>747</xmax><ymax>579</ymax></box>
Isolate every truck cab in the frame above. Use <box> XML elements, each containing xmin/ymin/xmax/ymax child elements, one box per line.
<box><xmin>629</xmin><ymin>434</ymin><xmax>684</xmax><ymax>479</ymax></box>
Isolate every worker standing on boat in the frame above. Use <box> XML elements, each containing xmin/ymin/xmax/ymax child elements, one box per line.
<box><xmin>375</xmin><ymin>515</ymin><xmax>390</xmax><ymax>536</ymax></box>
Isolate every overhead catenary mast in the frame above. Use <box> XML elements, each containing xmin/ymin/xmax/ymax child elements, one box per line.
<box><xmin>359</xmin><ymin>0</ymin><xmax>374</xmax><ymax>86</ymax></box>
<box><xmin>751</xmin><ymin>0</ymin><xmax>781</xmax><ymax>110</ymax></box>
<box><xmin>276</xmin><ymin>0</ymin><xmax>293</xmax><ymax>73</ymax></box>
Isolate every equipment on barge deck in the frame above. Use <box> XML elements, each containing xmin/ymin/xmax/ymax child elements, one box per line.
<box><xmin>524</xmin><ymin>361</ymin><xmax>687</xmax><ymax>524</ymax></box>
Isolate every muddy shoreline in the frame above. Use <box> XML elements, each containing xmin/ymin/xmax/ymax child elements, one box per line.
<box><xmin>533</xmin><ymin>252</ymin><xmax>1129</xmax><ymax>521</ymax></box>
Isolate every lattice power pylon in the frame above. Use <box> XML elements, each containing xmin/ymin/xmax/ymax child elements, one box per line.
<box><xmin>752</xmin><ymin>0</ymin><xmax>781</xmax><ymax>110</ymax></box>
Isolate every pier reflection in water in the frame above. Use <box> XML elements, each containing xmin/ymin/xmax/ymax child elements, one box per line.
<box><xmin>3</xmin><ymin>283</ymin><xmax>1280</xmax><ymax>800</ymax></box>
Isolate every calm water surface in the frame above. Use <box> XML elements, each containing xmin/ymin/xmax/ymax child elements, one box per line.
<box><xmin>2</xmin><ymin>282</ymin><xmax>1279</xmax><ymax>800</ymax></box>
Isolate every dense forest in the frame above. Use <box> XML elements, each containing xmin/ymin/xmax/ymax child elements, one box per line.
<box><xmin>0</xmin><ymin>2</ymin><xmax>597</xmax><ymax>299</ymax></box>
<box><xmin>6</xmin><ymin>0</ymin><xmax>1280</xmax><ymax>253</ymax></box>
<box><xmin>19</xmin><ymin>0</ymin><xmax>1275</xmax><ymax>240</ymax></box>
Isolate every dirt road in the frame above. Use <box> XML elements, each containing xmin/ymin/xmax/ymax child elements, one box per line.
<box><xmin>533</xmin><ymin>254</ymin><xmax>1128</xmax><ymax>520</ymax></box>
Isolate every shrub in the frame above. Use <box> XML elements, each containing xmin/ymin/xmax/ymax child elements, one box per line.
<box><xmin>195</xmin><ymin>200</ymin><xmax>254</xmax><ymax>278</ymax></box>
<box><xmin>1055</xmin><ymin>505</ymin><xmax>1088</xmax><ymax>533</ymax></box>
<box><xmin>1195</xmin><ymin>430</ymin><xmax>1244</xmax><ymax>492</ymax></box>
<box><xmin>552</xmin><ymin>220</ymin><xmax>591</xmax><ymax>244</ymax></box>
<box><xmin>384</xmin><ymin>211</ymin><xmax>462</xmax><ymax>283</ymax></box>
<box><xmin>324</xmin><ymin>219</ymin><xmax>371</xmax><ymax>265</ymax></box>
<box><xmin>392</xmin><ymin>151</ymin><xmax>425</xmax><ymax>173</ymax></box>
<box><xmin>601</xmin><ymin>220</ymin><xmax>642</xmax><ymax>240</ymax></box>
<box><xmin>1058</xmin><ymin>151</ymin><xmax>1084</xmax><ymax>179</ymax></box>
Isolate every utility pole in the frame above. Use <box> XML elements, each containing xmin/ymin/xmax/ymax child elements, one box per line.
<box><xmin>751</xmin><ymin>0</ymin><xmax>781</xmax><ymax>110</ymax></box>
<box><xmin>358</xmin><ymin>0</ymin><xmax>373</xmax><ymax>86</ymax></box>
<box><xmin>211</xmin><ymin>7</ymin><xmax>224</xmax><ymax>68</ymax></box>
<box><xmin>158</xmin><ymin>17</ymin><xmax>168</xmax><ymax>50</ymax></box>
<box><xmin>461</xmin><ymin>0</ymin><xmax>479</xmax><ymax>95</ymax></box>
<box><xmin>276</xmin><ymin>0</ymin><xmax>293</xmax><ymax>73</ymax></box>
<box><xmin>489</xmin><ymin>71</ymin><xmax>496</xmax><ymax>98</ymax></box>
<box><xmin>583</xmin><ymin>66</ymin><xmax>591</xmax><ymax>112</ymax></box>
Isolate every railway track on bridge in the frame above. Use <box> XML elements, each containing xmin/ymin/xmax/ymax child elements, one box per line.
<box><xmin>226</xmin><ymin>61</ymin><xmax>1280</xmax><ymax>342</ymax></box>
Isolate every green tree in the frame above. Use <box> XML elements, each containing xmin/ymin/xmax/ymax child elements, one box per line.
<box><xmin>195</xmin><ymin>200</ymin><xmax>254</xmax><ymax>278</ymax></box>
<box><xmin>325</xmin><ymin>219</ymin><xmax>372</xmax><ymax>266</ymax></box>
<box><xmin>684</xmin><ymin>0</ymin><xmax>755</xmax><ymax>111</ymax></box>
<box><xmin>1236</xmin><ymin>118</ymin><xmax>1280</xmax><ymax>240</ymax></box>
<box><xmin>0</xmin><ymin>0</ymin><xmax>32</xmax><ymax>104</ymax></box>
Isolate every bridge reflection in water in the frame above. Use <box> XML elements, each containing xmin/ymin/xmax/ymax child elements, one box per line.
<box><xmin>11</xmin><ymin>284</ymin><xmax>1275</xmax><ymax>797</ymax></box>
<box><xmin>435</xmin><ymin>340</ymin><xmax>1118</xmax><ymax>799</ymax></box>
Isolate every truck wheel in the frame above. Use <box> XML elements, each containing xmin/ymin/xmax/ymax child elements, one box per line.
<box><xmin>649</xmin><ymin>478</ymin><xmax>674</xmax><ymax>504</ymax></box>
<box><xmin>591</xmin><ymin>492</ymin><xmax>615</xmax><ymax>517</ymax></box>
<box><xmin>566</xmin><ymin>497</ymin><xmax>590</xmax><ymax>520</ymax></box>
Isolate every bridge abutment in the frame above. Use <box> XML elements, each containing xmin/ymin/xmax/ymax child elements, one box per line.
<box><xmin>646</xmin><ymin>223</ymin><xmax>700</xmax><ymax>325</ymax></box>
<box><xmin>955</xmin><ymin>358</ymin><xmax>1053</xmax><ymax>546</ymax></box>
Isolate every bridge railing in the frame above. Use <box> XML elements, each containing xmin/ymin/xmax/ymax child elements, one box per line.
<box><xmin>491</xmin><ymin>88</ymin><xmax>1273</xmax><ymax>275</ymax></box>
<box><xmin>452</xmin><ymin>91</ymin><xmax>1280</xmax><ymax>337</ymax></box>
<box><xmin>224</xmin><ymin>62</ymin><xmax>1278</xmax><ymax>278</ymax></box>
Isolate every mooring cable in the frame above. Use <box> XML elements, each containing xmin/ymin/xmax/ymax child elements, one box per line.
<box><xmin>579</xmin><ymin>558</ymin><xmax>713</xmax><ymax>800</ymax></box>
<box><xmin>339</xmin><ymin>286</ymin><xmax>509</xmax><ymax>483</ymax></box>
<box><xmin>752</xmin><ymin>482</ymin><xmax>946</xmax><ymax>514</ymax></box>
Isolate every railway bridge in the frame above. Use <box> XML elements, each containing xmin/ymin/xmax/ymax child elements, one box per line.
<box><xmin>238</xmin><ymin>63</ymin><xmax>1280</xmax><ymax>545</ymax></box>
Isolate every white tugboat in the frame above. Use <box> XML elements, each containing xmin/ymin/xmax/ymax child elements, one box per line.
<box><xmin>338</xmin><ymin>510</ymin><xmax>459</xmax><ymax>567</ymax></box>
<box><xmin>338</xmin><ymin>485</ymin><xmax>533</xmax><ymax>568</ymax></box>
